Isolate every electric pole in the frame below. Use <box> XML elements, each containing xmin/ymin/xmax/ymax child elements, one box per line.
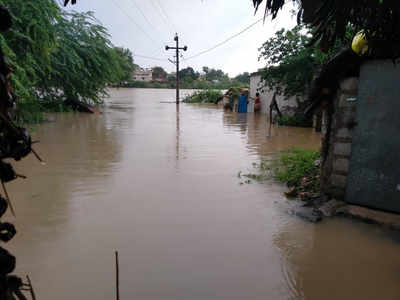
<box><xmin>166</xmin><ymin>34</ymin><xmax>187</xmax><ymax>104</ymax></box>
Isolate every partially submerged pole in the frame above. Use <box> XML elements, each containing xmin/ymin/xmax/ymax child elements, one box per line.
<box><xmin>175</xmin><ymin>34</ymin><xmax>179</xmax><ymax>104</ymax></box>
<box><xmin>165</xmin><ymin>34</ymin><xmax>188</xmax><ymax>104</ymax></box>
<box><xmin>115</xmin><ymin>251</ymin><xmax>119</xmax><ymax>300</ymax></box>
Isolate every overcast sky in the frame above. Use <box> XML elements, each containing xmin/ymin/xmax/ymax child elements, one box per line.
<box><xmin>65</xmin><ymin>0</ymin><xmax>296</xmax><ymax>77</ymax></box>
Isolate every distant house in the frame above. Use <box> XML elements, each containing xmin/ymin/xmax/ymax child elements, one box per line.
<box><xmin>133</xmin><ymin>68</ymin><xmax>153</xmax><ymax>82</ymax></box>
<box><xmin>249</xmin><ymin>71</ymin><xmax>299</xmax><ymax>115</ymax></box>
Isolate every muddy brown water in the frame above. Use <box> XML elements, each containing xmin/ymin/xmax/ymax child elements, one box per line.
<box><xmin>4</xmin><ymin>88</ymin><xmax>400</xmax><ymax>300</ymax></box>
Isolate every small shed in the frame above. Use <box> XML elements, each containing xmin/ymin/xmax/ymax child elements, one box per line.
<box><xmin>310</xmin><ymin>59</ymin><xmax>400</xmax><ymax>213</ymax></box>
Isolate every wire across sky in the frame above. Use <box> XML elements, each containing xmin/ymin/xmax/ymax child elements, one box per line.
<box><xmin>109</xmin><ymin>0</ymin><xmax>273</xmax><ymax>67</ymax></box>
<box><xmin>131</xmin><ymin>17</ymin><xmax>265</xmax><ymax>63</ymax></box>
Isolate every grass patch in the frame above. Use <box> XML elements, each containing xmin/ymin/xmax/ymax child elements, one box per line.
<box><xmin>183</xmin><ymin>90</ymin><xmax>223</xmax><ymax>104</ymax></box>
<box><xmin>275</xmin><ymin>148</ymin><xmax>321</xmax><ymax>194</ymax></box>
<box><xmin>238</xmin><ymin>148</ymin><xmax>321</xmax><ymax>198</ymax></box>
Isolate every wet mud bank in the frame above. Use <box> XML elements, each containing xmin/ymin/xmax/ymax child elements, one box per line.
<box><xmin>288</xmin><ymin>195</ymin><xmax>400</xmax><ymax>232</ymax></box>
<box><xmin>269</xmin><ymin>148</ymin><xmax>400</xmax><ymax>231</ymax></box>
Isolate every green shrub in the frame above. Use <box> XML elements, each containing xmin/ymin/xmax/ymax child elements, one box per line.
<box><xmin>183</xmin><ymin>90</ymin><xmax>223</xmax><ymax>104</ymax></box>
<box><xmin>275</xmin><ymin>148</ymin><xmax>321</xmax><ymax>191</ymax></box>
<box><xmin>223</xmin><ymin>86</ymin><xmax>247</xmax><ymax>109</ymax></box>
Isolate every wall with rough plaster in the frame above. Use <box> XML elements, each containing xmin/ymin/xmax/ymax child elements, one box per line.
<box><xmin>321</xmin><ymin>77</ymin><xmax>358</xmax><ymax>199</ymax></box>
<box><xmin>249</xmin><ymin>72</ymin><xmax>299</xmax><ymax>115</ymax></box>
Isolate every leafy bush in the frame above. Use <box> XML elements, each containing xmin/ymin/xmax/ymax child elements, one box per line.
<box><xmin>275</xmin><ymin>148</ymin><xmax>321</xmax><ymax>191</ymax></box>
<box><xmin>183</xmin><ymin>90</ymin><xmax>223</xmax><ymax>104</ymax></box>
<box><xmin>222</xmin><ymin>86</ymin><xmax>248</xmax><ymax>109</ymax></box>
<box><xmin>228</xmin><ymin>87</ymin><xmax>243</xmax><ymax>99</ymax></box>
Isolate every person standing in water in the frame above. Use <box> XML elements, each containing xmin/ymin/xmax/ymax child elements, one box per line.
<box><xmin>254</xmin><ymin>92</ymin><xmax>261</xmax><ymax>113</ymax></box>
<box><xmin>238</xmin><ymin>90</ymin><xmax>248</xmax><ymax>113</ymax></box>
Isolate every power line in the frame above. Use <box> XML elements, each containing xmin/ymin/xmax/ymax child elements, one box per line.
<box><xmin>154</xmin><ymin>0</ymin><xmax>178</xmax><ymax>33</ymax></box>
<box><xmin>133</xmin><ymin>54</ymin><xmax>168</xmax><ymax>61</ymax></box>
<box><xmin>128</xmin><ymin>0</ymin><xmax>169</xmax><ymax>43</ymax></box>
<box><xmin>184</xmin><ymin>17</ymin><xmax>264</xmax><ymax>61</ymax></box>
<box><xmin>150</xmin><ymin>0</ymin><xmax>175</xmax><ymax>35</ymax></box>
<box><xmin>110</xmin><ymin>0</ymin><xmax>162</xmax><ymax>49</ymax></box>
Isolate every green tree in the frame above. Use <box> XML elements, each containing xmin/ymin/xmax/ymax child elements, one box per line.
<box><xmin>39</xmin><ymin>11</ymin><xmax>124</xmax><ymax>104</ymax></box>
<box><xmin>258</xmin><ymin>25</ymin><xmax>352</xmax><ymax>98</ymax></box>
<box><xmin>258</xmin><ymin>26</ymin><xmax>314</xmax><ymax>97</ymax></box>
<box><xmin>0</xmin><ymin>0</ymin><xmax>59</xmax><ymax>102</ymax></box>
<box><xmin>152</xmin><ymin>66</ymin><xmax>167</xmax><ymax>80</ymax></box>
<box><xmin>233</xmin><ymin>72</ymin><xmax>250</xmax><ymax>85</ymax></box>
<box><xmin>179</xmin><ymin>67</ymin><xmax>199</xmax><ymax>82</ymax></box>
<box><xmin>112</xmin><ymin>47</ymin><xmax>136</xmax><ymax>83</ymax></box>
<box><xmin>0</xmin><ymin>0</ymin><xmax>135</xmax><ymax>117</ymax></box>
<box><xmin>202</xmin><ymin>66</ymin><xmax>229</xmax><ymax>82</ymax></box>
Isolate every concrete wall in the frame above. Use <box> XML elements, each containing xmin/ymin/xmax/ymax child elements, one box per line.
<box><xmin>321</xmin><ymin>77</ymin><xmax>358</xmax><ymax>199</ymax></box>
<box><xmin>345</xmin><ymin>60</ymin><xmax>400</xmax><ymax>212</ymax></box>
<box><xmin>249</xmin><ymin>73</ymin><xmax>299</xmax><ymax>115</ymax></box>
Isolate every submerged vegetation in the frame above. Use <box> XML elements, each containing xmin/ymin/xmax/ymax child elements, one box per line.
<box><xmin>239</xmin><ymin>148</ymin><xmax>321</xmax><ymax>197</ymax></box>
<box><xmin>277</xmin><ymin>114</ymin><xmax>313</xmax><ymax>128</ymax></box>
<box><xmin>183</xmin><ymin>90</ymin><xmax>223</xmax><ymax>104</ymax></box>
<box><xmin>238</xmin><ymin>159</ymin><xmax>275</xmax><ymax>185</ymax></box>
<box><xmin>0</xmin><ymin>0</ymin><xmax>135</xmax><ymax>123</ymax></box>
<box><xmin>275</xmin><ymin>148</ymin><xmax>321</xmax><ymax>192</ymax></box>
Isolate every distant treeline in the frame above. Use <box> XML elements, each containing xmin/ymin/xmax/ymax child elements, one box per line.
<box><xmin>119</xmin><ymin>66</ymin><xmax>250</xmax><ymax>90</ymax></box>
<box><xmin>119</xmin><ymin>80</ymin><xmax>249</xmax><ymax>90</ymax></box>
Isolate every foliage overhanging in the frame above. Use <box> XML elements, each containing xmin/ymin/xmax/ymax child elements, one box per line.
<box><xmin>258</xmin><ymin>25</ymin><xmax>354</xmax><ymax>99</ymax></box>
<box><xmin>253</xmin><ymin>0</ymin><xmax>400</xmax><ymax>51</ymax></box>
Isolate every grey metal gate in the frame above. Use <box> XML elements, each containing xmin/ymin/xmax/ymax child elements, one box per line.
<box><xmin>345</xmin><ymin>60</ymin><xmax>400</xmax><ymax>212</ymax></box>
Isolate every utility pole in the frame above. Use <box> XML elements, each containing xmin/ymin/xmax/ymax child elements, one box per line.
<box><xmin>166</xmin><ymin>33</ymin><xmax>187</xmax><ymax>104</ymax></box>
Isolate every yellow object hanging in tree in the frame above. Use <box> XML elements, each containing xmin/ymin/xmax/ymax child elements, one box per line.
<box><xmin>352</xmin><ymin>31</ymin><xmax>369</xmax><ymax>56</ymax></box>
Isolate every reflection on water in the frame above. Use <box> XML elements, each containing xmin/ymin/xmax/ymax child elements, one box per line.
<box><xmin>3</xmin><ymin>88</ymin><xmax>400</xmax><ymax>300</ymax></box>
<box><xmin>274</xmin><ymin>218</ymin><xmax>400</xmax><ymax>300</ymax></box>
<box><xmin>176</xmin><ymin>103</ymin><xmax>181</xmax><ymax>163</ymax></box>
<box><xmin>223</xmin><ymin>113</ymin><xmax>321</xmax><ymax>157</ymax></box>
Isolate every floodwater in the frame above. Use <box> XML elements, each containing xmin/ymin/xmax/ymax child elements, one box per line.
<box><xmin>5</xmin><ymin>88</ymin><xmax>400</xmax><ymax>300</ymax></box>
